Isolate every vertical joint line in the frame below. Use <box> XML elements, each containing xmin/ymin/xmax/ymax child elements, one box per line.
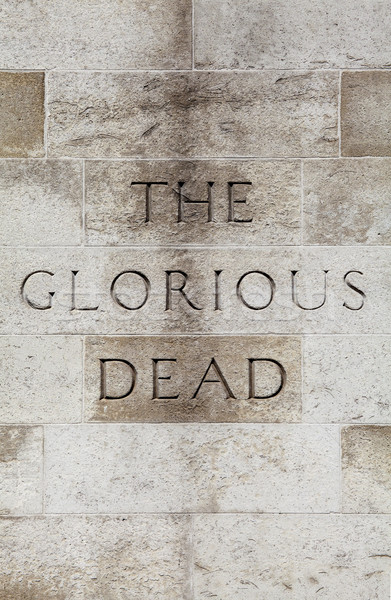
<box><xmin>81</xmin><ymin>336</ymin><xmax>85</xmax><ymax>423</ymax></box>
<box><xmin>82</xmin><ymin>160</ymin><xmax>86</xmax><ymax>246</ymax></box>
<box><xmin>300</xmin><ymin>160</ymin><xmax>304</xmax><ymax>247</ymax></box>
<box><xmin>338</xmin><ymin>70</ymin><xmax>342</xmax><ymax>157</ymax></box>
<box><xmin>189</xmin><ymin>514</ymin><xmax>195</xmax><ymax>600</ymax></box>
<box><xmin>191</xmin><ymin>0</ymin><xmax>195</xmax><ymax>69</ymax></box>
<box><xmin>44</xmin><ymin>70</ymin><xmax>49</xmax><ymax>159</ymax></box>
<box><xmin>42</xmin><ymin>424</ymin><xmax>46</xmax><ymax>514</ymax></box>
<box><xmin>338</xmin><ymin>424</ymin><xmax>342</xmax><ymax>512</ymax></box>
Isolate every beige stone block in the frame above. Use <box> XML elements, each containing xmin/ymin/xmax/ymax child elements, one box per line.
<box><xmin>47</xmin><ymin>71</ymin><xmax>338</xmax><ymax>158</ymax></box>
<box><xmin>0</xmin><ymin>72</ymin><xmax>44</xmax><ymax>158</ymax></box>
<box><xmin>45</xmin><ymin>424</ymin><xmax>340</xmax><ymax>513</ymax></box>
<box><xmin>304</xmin><ymin>336</ymin><xmax>391</xmax><ymax>424</ymax></box>
<box><xmin>0</xmin><ymin>247</ymin><xmax>389</xmax><ymax>335</ymax></box>
<box><xmin>0</xmin><ymin>515</ymin><xmax>191</xmax><ymax>600</ymax></box>
<box><xmin>0</xmin><ymin>426</ymin><xmax>42</xmax><ymax>515</ymax></box>
<box><xmin>194</xmin><ymin>0</ymin><xmax>391</xmax><ymax>70</ymax></box>
<box><xmin>303</xmin><ymin>159</ymin><xmax>391</xmax><ymax>244</ymax></box>
<box><xmin>342</xmin><ymin>72</ymin><xmax>391</xmax><ymax>157</ymax></box>
<box><xmin>193</xmin><ymin>514</ymin><xmax>391</xmax><ymax>599</ymax></box>
<box><xmin>0</xmin><ymin>160</ymin><xmax>82</xmax><ymax>246</ymax></box>
<box><xmin>84</xmin><ymin>336</ymin><xmax>301</xmax><ymax>423</ymax></box>
<box><xmin>85</xmin><ymin>160</ymin><xmax>301</xmax><ymax>246</ymax></box>
<box><xmin>0</xmin><ymin>0</ymin><xmax>191</xmax><ymax>69</ymax></box>
<box><xmin>0</xmin><ymin>336</ymin><xmax>82</xmax><ymax>423</ymax></box>
<box><xmin>342</xmin><ymin>426</ymin><xmax>391</xmax><ymax>513</ymax></box>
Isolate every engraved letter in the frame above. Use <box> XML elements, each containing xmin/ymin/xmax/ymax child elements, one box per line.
<box><xmin>100</xmin><ymin>359</ymin><xmax>137</xmax><ymax>400</ymax></box>
<box><xmin>21</xmin><ymin>270</ymin><xmax>54</xmax><ymax>310</ymax></box>
<box><xmin>248</xmin><ymin>358</ymin><xmax>286</xmax><ymax>399</ymax></box>
<box><xmin>177</xmin><ymin>181</ymin><xmax>214</xmax><ymax>223</ymax></box>
<box><xmin>192</xmin><ymin>358</ymin><xmax>236</xmax><ymax>399</ymax></box>
<box><xmin>228</xmin><ymin>182</ymin><xmax>253</xmax><ymax>223</ymax></box>
<box><xmin>291</xmin><ymin>270</ymin><xmax>328</xmax><ymax>310</ymax></box>
<box><xmin>236</xmin><ymin>271</ymin><xmax>275</xmax><ymax>310</ymax></box>
<box><xmin>343</xmin><ymin>270</ymin><xmax>366</xmax><ymax>311</ymax></box>
<box><xmin>71</xmin><ymin>270</ymin><xmax>99</xmax><ymax>311</ymax></box>
<box><xmin>130</xmin><ymin>182</ymin><xmax>168</xmax><ymax>223</ymax></box>
<box><xmin>111</xmin><ymin>271</ymin><xmax>151</xmax><ymax>310</ymax></box>
<box><xmin>152</xmin><ymin>359</ymin><xmax>179</xmax><ymax>400</ymax></box>
<box><xmin>214</xmin><ymin>270</ymin><xmax>223</xmax><ymax>311</ymax></box>
<box><xmin>165</xmin><ymin>270</ymin><xmax>202</xmax><ymax>311</ymax></box>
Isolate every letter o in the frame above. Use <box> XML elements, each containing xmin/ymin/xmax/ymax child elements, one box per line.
<box><xmin>110</xmin><ymin>270</ymin><xmax>151</xmax><ymax>310</ymax></box>
<box><xmin>236</xmin><ymin>271</ymin><xmax>275</xmax><ymax>310</ymax></box>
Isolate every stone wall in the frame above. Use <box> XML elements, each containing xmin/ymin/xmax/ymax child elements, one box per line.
<box><xmin>0</xmin><ymin>1</ymin><xmax>391</xmax><ymax>598</ymax></box>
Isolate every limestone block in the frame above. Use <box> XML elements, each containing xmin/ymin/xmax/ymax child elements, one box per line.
<box><xmin>84</xmin><ymin>335</ymin><xmax>301</xmax><ymax>422</ymax></box>
<box><xmin>47</xmin><ymin>71</ymin><xmax>339</xmax><ymax>158</ymax></box>
<box><xmin>342</xmin><ymin>426</ymin><xmax>391</xmax><ymax>512</ymax></box>
<box><xmin>0</xmin><ymin>160</ymin><xmax>82</xmax><ymax>246</ymax></box>
<box><xmin>0</xmin><ymin>426</ymin><xmax>42</xmax><ymax>515</ymax></box>
<box><xmin>44</xmin><ymin>424</ymin><xmax>340</xmax><ymax>513</ymax></box>
<box><xmin>0</xmin><ymin>73</ymin><xmax>44</xmax><ymax>158</ymax></box>
<box><xmin>85</xmin><ymin>160</ymin><xmax>301</xmax><ymax>246</ymax></box>
<box><xmin>193</xmin><ymin>514</ymin><xmax>391</xmax><ymax>599</ymax></box>
<box><xmin>303</xmin><ymin>336</ymin><xmax>391</xmax><ymax>424</ymax></box>
<box><xmin>0</xmin><ymin>515</ymin><xmax>192</xmax><ymax>599</ymax></box>
<box><xmin>194</xmin><ymin>0</ymin><xmax>391</xmax><ymax>70</ymax></box>
<box><xmin>0</xmin><ymin>0</ymin><xmax>192</xmax><ymax>69</ymax></box>
<box><xmin>342</xmin><ymin>72</ymin><xmax>391</xmax><ymax>156</ymax></box>
<box><xmin>0</xmin><ymin>336</ymin><xmax>82</xmax><ymax>423</ymax></box>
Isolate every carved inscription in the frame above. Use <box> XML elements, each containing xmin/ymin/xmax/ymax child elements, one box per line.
<box><xmin>84</xmin><ymin>336</ymin><xmax>302</xmax><ymax>422</ymax></box>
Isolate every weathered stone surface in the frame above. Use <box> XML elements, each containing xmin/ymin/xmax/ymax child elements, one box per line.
<box><xmin>0</xmin><ymin>160</ymin><xmax>82</xmax><ymax>246</ymax></box>
<box><xmin>0</xmin><ymin>336</ymin><xmax>82</xmax><ymax>423</ymax></box>
<box><xmin>342</xmin><ymin>426</ymin><xmax>391</xmax><ymax>513</ymax></box>
<box><xmin>0</xmin><ymin>72</ymin><xmax>44</xmax><ymax>158</ymax></box>
<box><xmin>303</xmin><ymin>336</ymin><xmax>391</xmax><ymax>424</ymax></box>
<box><xmin>0</xmin><ymin>515</ymin><xmax>192</xmax><ymax>600</ymax></box>
<box><xmin>193</xmin><ymin>514</ymin><xmax>391</xmax><ymax>599</ymax></box>
<box><xmin>45</xmin><ymin>424</ymin><xmax>339</xmax><ymax>513</ymax></box>
<box><xmin>0</xmin><ymin>426</ymin><xmax>42</xmax><ymax>515</ymax></box>
<box><xmin>84</xmin><ymin>336</ymin><xmax>301</xmax><ymax>422</ymax></box>
<box><xmin>194</xmin><ymin>0</ymin><xmax>391</xmax><ymax>70</ymax></box>
<box><xmin>47</xmin><ymin>71</ymin><xmax>338</xmax><ymax>158</ymax></box>
<box><xmin>303</xmin><ymin>159</ymin><xmax>391</xmax><ymax>244</ymax></box>
<box><xmin>0</xmin><ymin>247</ymin><xmax>388</xmax><ymax>335</ymax></box>
<box><xmin>85</xmin><ymin>160</ymin><xmax>301</xmax><ymax>246</ymax></box>
<box><xmin>0</xmin><ymin>0</ymin><xmax>191</xmax><ymax>69</ymax></box>
<box><xmin>341</xmin><ymin>72</ymin><xmax>391</xmax><ymax>156</ymax></box>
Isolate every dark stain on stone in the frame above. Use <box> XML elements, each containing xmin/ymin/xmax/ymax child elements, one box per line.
<box><xmin>0</xmin><ymin>427</ymin><xmax>30</xmax><ymax>463</ymax></box>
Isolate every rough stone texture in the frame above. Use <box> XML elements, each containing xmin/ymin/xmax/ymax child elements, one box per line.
<box><xmin>0</xmin><ymin>336</ymin><xmax>82</xmax><ymax>423</ymax></box>
<box><xmin>0</xmin><ymin>426</ymin><xmax>42</xmax><ymax>515</ymax></box>
<box><xmin>47</xmin><ymin>71</ymin><xmax>339</xmax><ymax>158</ymax></box>
<box><xmin>303</xmin><ymin>159</ymin><xmax>391</xmax><ymax>245</ymax></box>
<box><xmin>0</xmin><ymin>515</ymin><xmax>192</xmax><ymax>600</ymax></box>
<box><xmin>193</xmin><ymin>514</ymin><xmax>391</xmax><ymax>599</ymax></box>
<box><xmin>0</xmin><ymin>0</ymin><xmax>191</xmax><ymax>70</ymax></box>
<box><xmin>342</xmin><ymin>426</ymin><xmax>391</xmax><ymax>513</ymax></box>
<box><xmin>0</xmin><ymin>72</ymin><xmax>44</xmax><ymax>158</ymax></box>
<box><xmin>85</xmin><ymin>160</ymin><xmax>301</xmax><ymax>246</ymax></box>
<box><xmin>0</xmin><ymin>247</ymin><xmax>388</xmax><ymax>334</ymax></box>
<box><xmin>44</xmin><ymin>424</ymin><xmax>340</xmax><ymax>513</ymax></box>
<box><xmin>303</xmin><ymin>336</ymin><xmax>391</xmax><ymax>424</ymax></box>
<box><xmin>0</xmin><ymin>160</ymin><xmax>82</xmax><ymax>246</ymax></box>
<box><xmin>194</xmin><ymin>0</ymin><xmax>391</xmax><ymax>70</ymax></box>
<box><xmin>341</xmin><ymin>71</ymin><xmax>391</xmax><ymax>157</ymax></box>
<box><xmin>84</xmin><ymin>336</ymin><xmax>301</xmax><ymax>422</ymax></box>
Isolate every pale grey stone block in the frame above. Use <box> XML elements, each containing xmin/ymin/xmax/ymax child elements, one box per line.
<box><xmin>342</xmin><ymin>426</ymin><xmax>391</xmax><ymax>513</ymax></box>
<box><xmin>85</xmin><ymin>160</ymin><xmax>301</xmax><ymax>246</ymax></box>
<box><xmin>342</xmin><ymin>72</ymin><xmax>391</xmax><ymax>156</ymax></box>
<box><xmin>303</xmin><ymin>159</ymin><xmax>391</xmax><ymax>245</ymax></box>
<box><xmin>0</xmin><ymin>73</ymin><xmax>44</xmax><ymax>158</ymax></box>
<box><xmin>0</xmin><ymin>0</ymin><xmax>192</xmax><ymax>69</ymax></box>
<box><xmin>303</xmin><ymin>336</ymin><xmax>391</xmax><ymax>424</ymax></box>
<box><xmin>194</xmin><ymin>0</ymin><xmax>391</xmax><ymax>70</ymax></box>
<box><xmin>0</xmin><ymin>336</ymin><xmax>82</xmax><ymax>423</ymax></box>
<box><xmin>84</xmin><ymin>335</ymin><xmax>301</xmax><ymax>423</ymax></box>
<box><xmin>47</xmin><ymin>71</ymin><xmax>339</xmax><ymax>158</ymax></box>
<box><xmin>0</xmin><ymin>515</ymin><xmax>192</xmax><ymax>599</ymax></box>
<box><xmin>0</xmin><ymin>160</ymin><xmax>82</xmax><ymax>246</ymax></box>
<box><xmin>0</xmin><ymin>247</ymin><xmax>388</xmax><ymax>334</ymax></box>
<box><xmin>193</xmin><ymin>514</ymin><xmax>391</xmax><ymax>599</ymax></box>
<box><xmin>0</xmin><ymin>426</ymin><xmax>42</xmax><ymax>515</ymax></box>
<box><xmin>44</xmin><ymin>424</ymin><xmax>340</xmax><ymax>513</ymax></box>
